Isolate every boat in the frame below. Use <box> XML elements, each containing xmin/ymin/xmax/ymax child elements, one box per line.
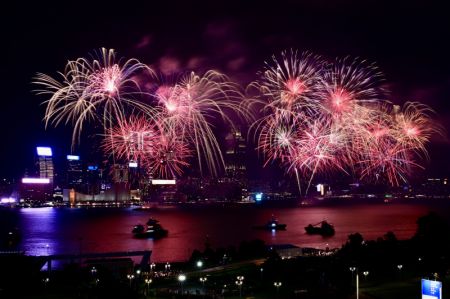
<box><xmin>2</xmin><ymin>228</ymin><xmax>21</xmax><ymax>248</ymax></box>
<box><xmin>305</xmin><ymin>221</ymin><xmax>335</xmax><ymax>236</ymax></box>
<box><xmin>132</xmin><ymin>219</ymin><xmax>168</xmax><ymax>239</ymax></box>
<box><xmin>254</xmin><ymin>216</ymin><xmax>287</xmax><ymax>230</ymax></box>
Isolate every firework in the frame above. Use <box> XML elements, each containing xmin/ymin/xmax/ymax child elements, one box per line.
<box><xmin>250</xmin><ymin>50</ymin><xmax>325</xmax><ymax>119</ymax></box>
<box><xmin>321</xmin><ymin>56</ymin><xmax>385</xmax><ymax>116</ymax></box>
<box><xmin>393</xmin><ymin>102</ymin><xmax>440</xmax><ymax>153</ymax></box>
<box><xmin>154</xmin><ymin>70</ymin><xmax>246</xmax><ymax>176</ymax></box>
<box><xmin>34</xmin><ymin>48</ymin><xmax>155</xmax><ymax>146</ymax></box>
<box><xmin>251</xmin><ymin>50</ymin><xmax>441</xmax><ymax>190</ymax></box>
<box><xmin>101</xmin><ymin>116</ymin><xmax>159</xmax><ymax>162</ymax></box>
<box><xmin>142</xmin><ymin>132</ymin><xmax>192</xmax><ymax>179</ymax></box>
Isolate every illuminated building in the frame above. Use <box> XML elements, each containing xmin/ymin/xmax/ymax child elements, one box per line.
<box><xmin>36</xmin><ymin>146</ymin><xmax>54</xmax><ymax>183</ymax></box>
<box><xmin>20</xmin><ymin>177</ymin><xmax>52</xmax><ymax>201</ymax></box>
<box><xmin>224</xmin><ymin>129</ymin><xmax>247</xmax><ymax>181</ymax></box>
<box><xmin>66</xmin><ymin>155</ymin><xmax>83</xmax><ymax>189</ymax></box>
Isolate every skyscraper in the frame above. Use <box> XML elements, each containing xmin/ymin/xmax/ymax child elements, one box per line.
<box><xmin>66</xmin><ymin>155</ymin><xmax>83</xmax><ymax>189</ymax></box>
<box><xmin>36</xmin><ymin>146</ymin><xmax>54</xmax><ymax>183</ymax></box>
<box><xmin>224</xmin><ymin>129</ymin><xmax>247</xmax><ymax>181</ymax></box>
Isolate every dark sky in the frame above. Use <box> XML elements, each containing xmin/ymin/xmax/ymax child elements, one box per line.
<box><xmin>1</xmin><ymin>0</ymin><xmax>450</xmax><ymax>179</ymax></box>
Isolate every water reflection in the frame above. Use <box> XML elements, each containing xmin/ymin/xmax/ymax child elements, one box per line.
<box><xmin>19</xmin><ymin>207</ymin><xmax>57</xmax><ymax>256</ymax></box>
<box><xmin>0</xmin><ymin>203</ymin><xmax>440</xmax><ymax>262</ymax></box>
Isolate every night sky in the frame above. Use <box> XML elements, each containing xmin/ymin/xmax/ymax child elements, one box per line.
<box><xmin>1</xmin><ymin>0</ymin><xmax>449</xmax><ymax>179</ymax></box>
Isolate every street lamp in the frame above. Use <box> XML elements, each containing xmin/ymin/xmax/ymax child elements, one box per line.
<box><xmin>145</xmin><ymin>278</ymin><xmax>152</xmax><ymax>296</ymax></box>
<box><xmin>349</xmin><ymin>267</ymin><xmax>365</xmax><ymax>299</ymax></box>
<box><xmin>127</xmin><ymin>274</ymin><xmax>135</xmax><ymax>287</ymax></box>
<box><xmin>235</xmin><ymin>280</ymin><xmax>243</xmax><ymax>298</ymax></box>
<box><xmin>200</xmin><ymin>277</ymin><xmax>207</xmax><ymax>297</ymax></box>
<box><xmin>42</xmin><ymin>277</ymin><xmax>50</xmax><ymax>288</ymax></box>
<box><xmin>91</xmin><ymin>266</ymin><xmax>97</xmax><ymax>275</ymax></box>
<box><xmin>178</xmin><ymin>274</ymin><xmax>186</xmax><ymax>295</ymax></box>
<box><xmin>165</xmin><ymin>262</ymin><xmax>171</xmax><ymax>272</ymax></box>
<box><xmin>363</xmin><ymin>271</ymin><xmax>369</xmax><ymax>279</ymax></box>
<box><xmin>349</xmin><ymin>267</ymin><xmax>356</xmax><ymax>284</ymax></box>
<box><xmin>397</xmin><ymin>264</ymin><xmax>403</xmax><ymax>271</ymax></box>
<box><xmin>274</xmin><ymin>281</ymin><xmax>282</xmax><ymax>299</ymax></box>
<box><xmin>197</xmin><ymin>260</ymin><xmax>203</xmax><ymax>268</ymax></box>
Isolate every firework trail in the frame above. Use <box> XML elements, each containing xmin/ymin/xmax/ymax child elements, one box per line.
<box><xmin>142</xmin><ymin>131</ymin><xmax>192</xmax><ymax>179</ymax></box>
<box><xmin>251</xmin><ymin>50</ymin><xmax>441</xmax><ymax>191</ymax></box>
<box><xmin>154</xmin><ymin>70</ymin><xmax>247</xmax><ymax>176</ymax></box>
<box><xmin>34</xmin><ymin>48</ymin><xmax>155</xmax><ymax>147</ymax></box>
<box><xmin>247</xmin><ymin>50</ymin><xmax>324</xmax><ymax>121</ymax></box>
<box><xmin>101</xmin><ymin>116</ymin><xmax>159</xmax><ymax>162</ymax></box>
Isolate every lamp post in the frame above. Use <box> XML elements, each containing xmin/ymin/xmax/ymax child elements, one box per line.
<box><xmin>235</xmin><ymin>280</ymin><xmax>243</xmax><ymax>298</ymax></box>
<box><xmin>145</xmin><ymin>278</ymin><xmax>152</xmax><ymax>296</ymax></box>
<box><xmin>127</xmin><ymin>274</ymin><xmax>135</xmax><ymax>288</ymax></box>
<box><xmin>200</xmin><ymin>277</ymin><xmax>207</xmax><ymax>297</ymax></box>
<box><xmin>349</xmin><ymin>267</ymin><xmax>356</xmax><ymax>285</ymax></box>
<box><xmin>42</xmin><ymin>277</ymin><xmax>50</xmax><ymax>288</ymax></box>
<box><xmin>274</xmin><ymin>281</ymin><xmax>282</xmax><ymax>299</ymax></box>
<box><xmin>165</xmin><ymin>262</ymin><xmax>171</xmax><ymax>273</ymax></box>
<box><xmin>363</xmin><ymin>271</ymin><xmax>369</xmax><ymax>280</ymax></box>
<box><xmin>178</xmin><ymin>274</ymin><xmax>186</xmax><ymax>296</ymax></box>
<box><xmin>349</xmin><ymin>267</ymin><xmax>368</xmax><ymax>299</ymax></box>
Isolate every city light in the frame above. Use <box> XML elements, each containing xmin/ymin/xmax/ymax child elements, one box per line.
<box><xmin>151</xmin><ymin>179</ymin><xmax>176</xmax><ymax>185</ymax></box>
<box><xmin>129</xmin><ymin>161</ymin><xmax>138</xmax><ymax>168</ymax></box>
<box><xmin>36</xmin><ymin>146</ymin><xmax>53</xmax><ymax>156</ymax></box>
<box><xmin>67</xmin><ymin>155</ymin><xmax>80</xmax><ymax>160</ymax></box>
<box><xmin>255</xmin><ymin>193</ymin><xmax>263</xmax><ymax>201</ymax></box>
<box><xmin>0</xmin><ymin>197</ymin><xmax>16</xmax><ymax>203</ymax></box>
<box><xmin>22</xmin><ymin>178</ymin><xmax>50</xmax><ymax>184</ymax></box>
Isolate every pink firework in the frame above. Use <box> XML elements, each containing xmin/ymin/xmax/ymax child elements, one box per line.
<box><xmin>251</xmin><ymin>50</ymin><xmax>441</xmax><ymax>189</ymax></box>
<box><xmin>322</xmin><ymin>56</ymin><xmax>385</xmax><ymax>115</ymax></box>
<box><xmin>393</xmin><ymin>102</ymin><xmax>440</xmax><ymax>154</ymax></box>
<box><xmin>358</xmin><ymin>141</ymin><xmax>422</xmax><ymax>187</ymax></box>
<box><xmin>102</xmin><ymin>116</ymin><xmax>159</xmax><ymax>162</ymax></box>
<box><xmin>154</xmin><ymin>70</ymin><xmax>245</xmax><ymax>176</ymax></box>
<box><xmin>34</xmin><ymin>48</ymin><xmax>155</xmax><ymax>147</ymax></box>
<box><xmin>143</xmin><ymin>132</ymin><xmax>192</xmax><ymax>179</ymax></box>
<box><xmin>252</xmin><ymin>50</ymin><xmax>324</xmax><ymax>118</ymax></box>
<box><xmin>257</xmin><ymin>115</ymin><xmax>300</xmax><ymax>166</ymax></box>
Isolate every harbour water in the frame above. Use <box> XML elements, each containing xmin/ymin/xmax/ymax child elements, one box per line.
<box><xmin>0</xmin><ymin>202</ymin><xmax>446</xmax><ymax>262</ymax></box>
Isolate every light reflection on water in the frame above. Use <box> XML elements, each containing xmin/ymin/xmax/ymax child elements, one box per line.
<box><xmin>1</xmin><ymin>203</ymin><xmax>442</xmax><ymax>262</ymax></box>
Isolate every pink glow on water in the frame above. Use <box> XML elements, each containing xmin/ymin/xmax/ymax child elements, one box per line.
<box><xmin>6</xmin><ymin>204</ymin><xmax>441</xmax><ymax>263</ymax></box>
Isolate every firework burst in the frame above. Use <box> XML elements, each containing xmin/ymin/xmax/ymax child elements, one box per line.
<box><xmin>154</xmin><ymin>70</ymin><xmax>246</xmax><ymax>176</ymax></box>
<box><xmin>34</xmin><ymin>48</ymin><xmax>155</xmax><ymax>147</ymax></box>
<box><xmin>251</xmin><ymin>50</ymin><xmax>441</xmax><ymax>191</ymax></box>
<box><xmin>101</xmin><ymin>116</ymin><xmax>159</xmax><ymax>162</ymax></box>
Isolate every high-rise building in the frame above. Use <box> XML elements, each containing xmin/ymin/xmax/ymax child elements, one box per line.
<box><xmin>66</xmin><ymin>155</ymin><xmax>83</xmax><ymax>189</ymax></box>
<box><xmin>36</xmin><ymin>147</ymin><xmax>54</xmax><ymax>183</ymax></box>
<box><xmin>224</xmin><ymin>129</ymin><xmax>247</xmax><ymax>181</ymax></box>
